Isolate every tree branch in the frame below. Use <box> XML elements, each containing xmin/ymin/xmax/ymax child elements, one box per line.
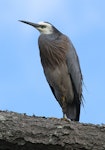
<box><xmin>0</xmin><ymin>111</ymin><xmax>105</xmax><ymax>150</ymax></box>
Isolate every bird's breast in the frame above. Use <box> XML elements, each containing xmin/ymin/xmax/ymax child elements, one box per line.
<box><xmin>38</xmin><ymin>34</ymin><xmax>69</xmax><ymax>69</ymax></box>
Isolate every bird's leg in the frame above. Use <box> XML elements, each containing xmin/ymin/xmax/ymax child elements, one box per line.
<box><xmin>61</xmin><ymin>96</ymin><xmax>66</xmax><ymax>111</ymax></box>
<box><xmin>63</xmin><ymin>113</ymin><xmax>71</xmax><ymax>122</ymax></box>
<box><xmin>63</xmin><ymin>113</ymin><xmax>67</xmax><ymax>119</ymax></box>
<box><xmin>61</xmin><ymin>96</ymin><xmax>71</xmax><ymax>122</ymax></box>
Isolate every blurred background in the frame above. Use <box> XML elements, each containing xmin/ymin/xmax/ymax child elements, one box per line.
<box><xmin>0</xmin><ymin>0</ymin><xmax>105</xmax><ymax>124</ymax></box>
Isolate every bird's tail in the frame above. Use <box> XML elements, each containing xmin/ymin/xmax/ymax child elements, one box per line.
<box><xmin>66</xmin><ymin>99</ymin><xmax>80</xmax><ymax>121</ymax></box>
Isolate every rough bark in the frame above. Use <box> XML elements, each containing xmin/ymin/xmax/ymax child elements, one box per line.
<box><xmin>0</xmin><ymin>111</ymin><xmax>105</xmax><ymax>150</ymax></box>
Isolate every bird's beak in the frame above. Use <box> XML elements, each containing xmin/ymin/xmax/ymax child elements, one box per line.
<box><xmin>19</xmin><ymin>20</ymin><xmax>40</xmax><ymax>28</ymax></box>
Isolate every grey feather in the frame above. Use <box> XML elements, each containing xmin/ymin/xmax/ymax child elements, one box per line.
<box><xmin>66</xmin><ymin>38</ymin><xmax>83</xmax><ymax>100</ymax></box>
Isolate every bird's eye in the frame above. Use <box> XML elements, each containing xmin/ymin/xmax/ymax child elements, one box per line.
<box><xmin>41</xmin><ymin>25</ymin><xmax>46</xmax><ymax>28</ymax></box>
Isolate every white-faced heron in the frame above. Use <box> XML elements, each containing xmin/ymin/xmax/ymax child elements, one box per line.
<box><xmin>20</xmin><ymin>20</ymin><xmax>83</xmax><ymax>121</ymax></box>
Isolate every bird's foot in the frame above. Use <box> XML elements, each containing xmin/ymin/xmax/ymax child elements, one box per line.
<box><xmin>61</xmin><ymin>114</ymin><xmax>71</xmax><ymax>122</ymax></box>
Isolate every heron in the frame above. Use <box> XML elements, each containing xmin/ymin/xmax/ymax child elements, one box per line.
<box><xmin>19</xmin><ymin>20</ymin><xmax>83</xmax><ymax>121</ymax></box>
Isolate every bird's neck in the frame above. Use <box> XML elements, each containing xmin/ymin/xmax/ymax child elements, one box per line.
<box><xmin>39</xmin><ymin>35</ymin><xmax>66</xmax><ymax>69</ymax></box>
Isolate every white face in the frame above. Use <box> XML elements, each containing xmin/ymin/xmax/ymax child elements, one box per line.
<box><xmin>37</xmin><ymin>22</ymin><xmax>53</xmax><ymax>34</ymax></box>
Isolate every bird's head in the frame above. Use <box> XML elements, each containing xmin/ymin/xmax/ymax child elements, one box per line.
<box><xmin>19</xmin><ymin>20</ymin><xmax>55</xmax><ymax>35</ymax></box>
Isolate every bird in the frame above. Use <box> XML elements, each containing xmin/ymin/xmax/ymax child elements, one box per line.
<box><xmin>19</xmin><ymin>20</ymin><xmax>83</xmax><ymax>121</ymax></box>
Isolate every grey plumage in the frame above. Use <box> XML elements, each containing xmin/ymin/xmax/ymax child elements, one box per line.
<box><xmin>19</xmin><ymin>20</ymin><xmax>83</xmax><ymax>121</ymax></box>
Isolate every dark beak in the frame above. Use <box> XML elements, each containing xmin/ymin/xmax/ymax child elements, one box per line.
<box><xmin>19</xmin><ymin>20</ymin><xmax>40</xmax><ymax>28</ymax></box>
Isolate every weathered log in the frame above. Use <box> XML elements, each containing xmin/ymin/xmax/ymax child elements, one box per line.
<box><xmin>0</xmin><ymin>111</ymin><xmax>105</xmax><ymax>150</ymax></box>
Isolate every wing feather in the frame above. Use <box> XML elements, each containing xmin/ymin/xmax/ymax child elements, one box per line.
<box><xmin>66</xmin><ymin>39</ymin><xmax>82</xmax><ymax>99</ymax></box>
